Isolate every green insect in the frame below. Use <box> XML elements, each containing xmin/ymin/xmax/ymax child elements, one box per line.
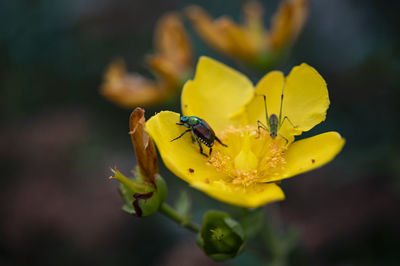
<box><xmin>257</xmin><ymin>85</ymin><xmax>297</xmax><ymax>142</ymax></box>
<box><xmin>171</xmin><ymin>116</ymin><xmax>227</xmax><ymax>157</ymax></box>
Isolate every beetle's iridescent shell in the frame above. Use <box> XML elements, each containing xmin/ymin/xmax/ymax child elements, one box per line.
<box><xmin>192</xmin><ymin>119</ymin><xmax>215</xmax><ymax>147</ymax></box>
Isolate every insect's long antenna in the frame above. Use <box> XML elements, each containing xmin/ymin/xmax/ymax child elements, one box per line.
<box><xmin>262</xmin><ymin>94</ymin><xmax>270</xmax><ymax>125</ymax></box>
<box><xmin>278</xmin><ymin>81</ymin><xmax>286</xmax><ymax>127</ymax></box>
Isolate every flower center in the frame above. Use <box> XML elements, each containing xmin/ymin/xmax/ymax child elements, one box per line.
<box><xmin>207</xmin><ymin>125</ymin><xmax>287</xmax><ymax>188</ymax></box>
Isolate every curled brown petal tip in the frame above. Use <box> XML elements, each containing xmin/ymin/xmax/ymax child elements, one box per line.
<box><xmin>129</xmin><ymin>107</ymin><xmax>158</xmax><ymax>184</ymax></box>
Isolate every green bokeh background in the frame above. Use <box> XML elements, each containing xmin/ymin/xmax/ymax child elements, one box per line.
<box><xmin>1</xmin><ymin>0</ymin><xmax>399</xmax><ymax>265</ymax></box>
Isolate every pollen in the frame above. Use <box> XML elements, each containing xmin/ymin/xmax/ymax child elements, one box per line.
<box><xmin>207</xmin><ymin>125</ymin><xmax>287</xmax><ymax>188</ymax></box>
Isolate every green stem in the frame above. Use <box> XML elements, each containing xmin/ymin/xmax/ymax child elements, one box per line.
<box><xmin>159</xmin><ymin>203</ymin><xmax>200</xmax><ymax>233</ymax></box>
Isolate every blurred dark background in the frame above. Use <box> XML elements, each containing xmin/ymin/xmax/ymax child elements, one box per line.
<box><xmin>1</xmin><ymin>0</ymin><xmax>399</xmax><ymax>265</ymax></box>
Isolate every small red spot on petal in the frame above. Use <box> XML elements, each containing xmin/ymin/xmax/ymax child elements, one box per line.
<box><xmin>311</xmin><ymin>159</ymin><xmax>315</xmax><ymax>163</ymax></box>
<box><xmin>205</xmin><ymin>178</ymin><xmax>209</xmax><ymax>184</ymax></box>
<box><xmin>189</xmin><ymin>168</ymin><xmax>194</xmax><ymax>173</ymax></box>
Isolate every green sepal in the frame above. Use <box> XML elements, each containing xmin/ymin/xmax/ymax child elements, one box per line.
<box><xmin>111</xmin><ymin>168</ymin><xmax>167</xmax><ymax>217</ymax></box>
<box><xmin>197</xmin><ymin>210</ymin><xmax>245</xmax><ymax>261</ymax></box>
<box><xmin>135</xmin><ymin>175</ymin><xmax>167</xmax><ymax>217</ymax></box>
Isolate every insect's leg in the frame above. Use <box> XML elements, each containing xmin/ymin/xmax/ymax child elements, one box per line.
<box><xmin>176</xmin><ymin>123</ymin><xmax>190</xmax><ymax>128</ymax></box>
<box><xmin>257</xmin><ymin>120</ymin><xmax>268</xmax><ymax>138</ymax></box>
<box><xmin>278</xmin><ymin>134</ymin><xmax>289</xmax><ymax>145</ymax></box>
<box><xmin>280</xmin><ymin>116</ymin><xmax>298</xmax><ymax>129</ymax></box>
<box><xmin>255</xmin><ymin>93</ymin><xmax>271</xmax><ymax>124</ymax></box>
<box><xmin>257</xmin><ymin>120</ymin><xmax>268</xmax><ymax>130</ymax></box>
<box><xmin>190</xmin><ymin>135</ymin><xmax>195</xmax><ymax>143</ymax></box>
<box><xmin>215</xmin><ymin>136</ymin><xmax>228</xmax><ymax>147</ymax></box>
<box><xmin>194</xmin><ymin>137</ymin><xmax>208</xmax><ymax>157</ymax></box>
<box><xmin>209</xmin><ymin>147</ymin><xmax>212</xmax><ymax>156</ymax></box>
<box><xmin>170</xmin><ymin>129</ymin><xmax>191</xmax><ymax>142</ymax></box>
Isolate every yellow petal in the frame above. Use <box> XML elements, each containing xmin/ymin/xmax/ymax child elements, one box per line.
<box><xmin>191</xmin><ymin>180</ymin><xmax>285</xmax><ymax>208</ymax></box>
<box><xmin>243</xmin><ymin>0</ymin><xmax>268</xmax><ymax>53</ymax></box>
<box><xmin>244</xmin><ymin>70</ymin><xmax>296</xmax><ymax>142</ymax></box>
<box><xmin>279</xmin><ymin>131</ymin><xmax>345</xmax><ymax>180</ymax></box>
<box><xmin>290</xmin><ymin>0</ymin><xmax>309</xmax><ymax>41</ymax></box>
<box><xmin>247</xmin><ymin>70</ymin><xmax>284</xmax><ymax>124</ymax></box>
<box><xmin>282</xmin><ymin>63</ymin><xmax>329</xmax><ymax>132</ymax></box>
<box><xmin>153</xmin><ymin>12</ymin><xmax>193</xmax><ymax>68</ymax></box>
<box><xmin>145</xmin><ymin>111</ymin><xmax>224</xmax><ymax>184</ymax></box>
<box><xmin>185</xmin><ymin>6</ymin><xmax>234</xmax><ymax>56</ymax></box>
<box><xmin>217</xmin><ymin>17</ymin><xmax>257</xmax><ymax>60</ymax></box>
<box><xmin>181</xmin><ymin>56</ymin><xmax>254</xmax><ymax>132</ymax></box>
<box><xmin>147</xmin><ymin>55</ymin><xmax>181</xmax><ymax>88</ymax></box>
<box><xmin>100</xmin><ymin>59</ymin><xmax>167</xmax><ymax>107</ymax></box>
<box><xmin>269</xmin><ymin>0</ymin><xmax>309</xmax><ymax>51</ymax></box>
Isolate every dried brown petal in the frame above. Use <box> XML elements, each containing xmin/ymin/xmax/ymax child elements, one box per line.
<box><xmin>129</xmin><ymin>107</ymin><xmax>158</xmax><ymax>183</ymax></box>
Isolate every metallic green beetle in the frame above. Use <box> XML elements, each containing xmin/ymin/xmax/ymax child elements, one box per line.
<box><xmin>171</xmin><ymin>116</ymin><xmax>227</xmax><ymax>157</ymax></box>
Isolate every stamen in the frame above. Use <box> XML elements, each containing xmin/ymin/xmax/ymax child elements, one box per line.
<box><xmin>207</xmin><ymin>125</ymin><xmax>287</xmax><ymax>187</ymax></box>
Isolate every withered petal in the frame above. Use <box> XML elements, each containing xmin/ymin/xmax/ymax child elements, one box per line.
<box><xmin>129</xmin><ymin>107</ymin><xmax>158</xmax><ymax>183</ymax></box>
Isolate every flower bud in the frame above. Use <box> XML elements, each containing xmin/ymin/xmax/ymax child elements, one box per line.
<box><xmin>111</xmin><ymin>168</ymin><xmax>167</xmax><ymax>217</ymax></box>
<box><xmin>110</xmin><ymin>107</ymin><xmax>167</xmax><ymax>217</ymax></box>
<box><xmin>133</xmin><ymin>174</ymin><xmax>167</xmax><ymax>216</ymax></box>
<box><xmin>197</xmin><ymin>211</ymin><xmax>245</xmax><ymax>261</ymax></box>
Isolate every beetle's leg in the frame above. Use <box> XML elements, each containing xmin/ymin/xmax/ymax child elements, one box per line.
<box><xmin>176</xmin><ymin>123</ymin><xmax>190</xmax><ymax>128</ymax></box>
<box><xmin>215</xmin><ymin>136</ymin><xmax>228</xmax><ymax>147</ymax></box>
<box><xmin>190</xmin><ymin>135</ymin><xmax>195</xmax><ymax>143</ymax></box>
<box><xmin>170</xmin><ymin>129</ymin><xmax>191</xmax><ymax>142</ymax></box>
<box><xmin>209</xmin><ymin>147</ymin><xmax>212</xmax><ymax>156</ymax></box>
<box><xmin>194</xmin><ymin>136</ymin><xmax>208</xmax><ymax>157</ymax></box>
<box><xmin>280</xmin><ymin>116</ymin><xmax>297</xmax><ymax>129</ymax></box>
<box><xmin>257</xmin><ymin>120</ymin><xmax>268</xmax><ymax>138</ymax></box>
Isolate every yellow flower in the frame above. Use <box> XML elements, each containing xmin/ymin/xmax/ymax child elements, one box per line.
<box><xmin>145</xmin><ymin>57</ymin><xmax>345</xmax><ymax>208</ymax></box>
<box><xmin>101</xmin><ymin>12</ymin><xmax>193</xmax><ymax>107</ymax></box>
<box><xmin>185</xmin><ymin>0</ymin><xmax>308</xmax><ymax>65</ymax></box>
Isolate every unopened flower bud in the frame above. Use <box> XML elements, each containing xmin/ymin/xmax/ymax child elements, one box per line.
<box><xmin>110</xmin><ymin>107</ymin><xmax>167</xmax><ymax>217</ymax></box>
<box><xmin>111</xmin><ymin>168</ymin><xmax>167</xmax><ymax>217</ymax></box>
<box><xmin>197</xmin><ymin>211</ymin><xmax>245</xmax><ymax>261</ymax></box>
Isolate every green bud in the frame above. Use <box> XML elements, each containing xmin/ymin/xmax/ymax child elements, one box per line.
<box><xmin>136</xmin><ymin>174</ymin><xmax>167</xmax><ymax>216</ymax></box>
<box><xmin>197</xmin><ymin>211</ymin><xmax>245</xmax><ymax>261</ymax></box>
<box><xmin>111</xmin><ymin>168</ymin><xmax>167</xmax><ymax>217</ymax></box>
